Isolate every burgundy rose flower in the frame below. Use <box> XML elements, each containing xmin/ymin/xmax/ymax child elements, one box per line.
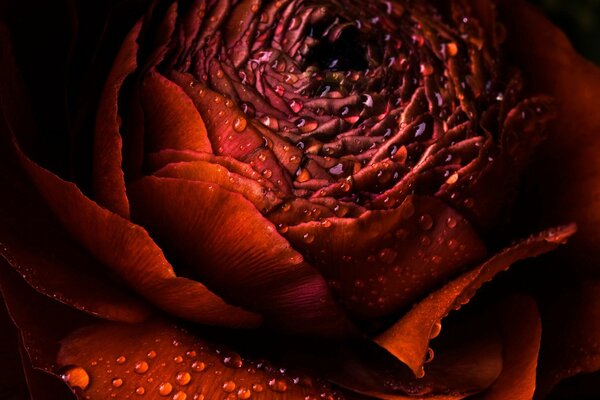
<box><xmin>0</xmin><ymin>0</ymin><xmax>598</xmax><ymax>399</ymax></box>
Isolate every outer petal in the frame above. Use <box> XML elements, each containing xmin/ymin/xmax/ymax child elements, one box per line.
<box><xmin>501</xmin><ymin>0</ymin><xmax>600</xmax><ymax>271</ymax></box>
<box><xmin>479</xmin><ymin>295</ymin><xmax>541</xmax><ymax>400</ymax></box>
<box><xmin>128</xmin><ymin>176</ymin><xmax>353</xmax><ymax>337</ymax></box>
<box><xmin>375</xmin><ymin>225</ymin><xmax>575</xmax><ymax>376</ymax></box>
<box><xmin>535</xmin><ymin>281</ymin><xmax>600</xmax><ymax>398</ymax></box>
<box><xmin>92</xmin><ymin>20</ymin><xmax>141</xmax><ymax>218</ymax></box>
<box><xmin>14</xmin><ymin>143</ymin><xmax>260</xmax><ymax>328</ymax></box>
<box><xmin>57</xmin><ymin>318</ymin><xmax>345</xmax><ymax>400</ymax></box>
<box><xmin>0</xmin><ymin>131</ymin><xmax>150</xmax><ymax>323</ymax></box>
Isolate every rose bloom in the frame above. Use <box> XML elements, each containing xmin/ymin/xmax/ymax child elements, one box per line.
<box><xmin>0</xmin><ymin>0</ymin><xmax>599</xmax><ymax>398</ymax></box>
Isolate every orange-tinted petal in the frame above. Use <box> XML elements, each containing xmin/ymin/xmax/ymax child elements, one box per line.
<box><xmin>375</xmin><ymin>224</ymin><xmax>575</xmax><ymax>376</ymax></box>
<box><xmin>57</xmin><ymin>318</ymin><xmax>345</xmax><ymax>400</ymax></box>
<box><xmin>284</xmin><ymin>195</ymin><xmax>487</xmax><ymax>318</ymax></box>
<box><xmin>15</xmin><ymin>144</ymin><xmax>260</xmax><ymax>328</ymax></box>
<box><xmin>479</xmin><ymin>295</ymin><xmax>541</xmax><ymax>400</ymax></box>
<box><xmin>128</xmin><ymin>176</ymin><xmax>353</xmax><ymax>337</ymax></box>
<box><xmin>140</xmin><ymin>70</ymin><xmax>213</xmax><ymax>154</ymax></box>
<box><xmin>92</xmin><ymin>21</ymin><xmax>141</xmax><ymax>218</ymax></box>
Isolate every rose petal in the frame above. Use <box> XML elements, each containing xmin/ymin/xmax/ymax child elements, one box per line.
<box><xmin>128</xmin><ymin>175</ymin><xmax>353</xmax><ymax>337</ymax></box>
<box><xmin>284</xmin><ymin>195</ymin><xmax>487</xmax><ymax>318</ymax></box>
<box><xmin>0</xmin><ymin>132</ymin><xmax>150</xmax><ymax>323</ymax></box>
<box><xmin>375</xmin><ymin>224</ymin><xmax>575</xmax><ymax>376</ymax></box>
<box><xmin>57</xmin><ymin>318</ymin><xmax>345</xmax><ymax>400</ymax></box>
<box><xmin>92</xmin><ymin>20</ymin><xmax>141</xmax><ymax>218</ymax></box>
<box><xmin>140</xmin><ymin>70</ymin><xmax>213</xmax><ymax>154</ymax></box>
<box><xmin>14</xmin><ymin>144</ymin><xmax>260</xmax><ymax>328</ymax></box>
<box><xmin>479</xmin><ymin>295</ymin><xmax>541</xmax><ymax>400</ymax></box>
<box><xmin>501</xmin><ymin>0</ymin><xmax>600</xmax><ymax>272</ymax></box>
<box><xmin>535</xmin><ymin>281</ymin><xmax>600</xmax><ymax>398</ymax></box>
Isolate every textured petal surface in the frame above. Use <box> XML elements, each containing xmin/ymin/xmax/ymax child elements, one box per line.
<box><xmin>128</xmin><ymin>176</ymin><xmax>352</xmax><ymax>337</ymax></box>
<box><xmin>15</xmin><ymin>145</ymin><xmax>260</xmax><ymax>328</ymax></box>
<box><xmin>57</xmin><ymin>318</ymin><xmax>345</xmax><ymax>400</ymax></box>
<box><xmin>375</xmin><ymin>225</ymin><xmax>575</xmax><ymax>376</ymax></box>
<box><xmin>285</xmin><ymin>195</ymin><xmax>486</xmax><ymax>318</ymax></box>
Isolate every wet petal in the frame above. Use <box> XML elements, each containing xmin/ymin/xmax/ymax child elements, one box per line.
<box><xmin>128</xmin><ymin>176</ymin><xmax>353</xmax><ymax>337</ymax></box>
<box><xmin>140</xmin><ymin>70</ymin><xmax>213</xmax><ymax>154</ymax></box>
<box><xmin>92</xmin><ymin>21</ymin><xmax>142</xmax><ymax>218</ymax></box>
<box><xmin>375</xmin><ymin>224</ymin><xmax>575</xmax><ymax>376</ymax></box>
<box><xmin>57</xmin><ymin>318</ymin><xmax>345</xmax><ymax>400</ymax></box>
<box><xmin>285</xmin><ymin>195</ymin><xmax>487</xmax><ymax>318</ymax></box>
<box><xmin>15</xmin><ymin>144</ymin><xmax>260</xmax><ymax>328</ymax></box>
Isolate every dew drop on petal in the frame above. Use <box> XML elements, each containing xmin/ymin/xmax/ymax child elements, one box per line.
<box><xmin>252</xmin><ymin>384</ymin><xmax>264</xmax><ymax>392</ymax></box>
<box><xmin>135</xmin><ymin>361</ymin><xmax>149</xmax><ymax>374</ymax></box>
<box><xmin>60</xmin><ymin>366</ymin><xmax>90</xmax><ymax>390</ymax></box>
<box><xmin>173</xmin><ymin>391</ymin><xmax>187</xmax><ymax>400</ymax></box>
<box><xmin>191</xmin><ymin>361</ymin><xmax>206</xmax><ymax>372</ymax></box>
<box><xmin>159</xmin><ymin>382</ymin><xmax>173</xmax><ymax>396</ymax></box>
<box><xmin>268</xmin><ymin>379</ymin><xmax>287</xmax><ymax>392</ymax></box>
<box><xmin>136</xmin><ymin>386</ymin><xmax>146</xmax><ymax>395</ymax></box>
<box><xmin>418</xmin><ymin>214</ymin><xmax>433</xmax><ymax>231</ymax></box>
<box><xmin>112</xmin><ymin>378</ymin><xmax>124</xmax><ymax>388</ymax></box>
<box><xmin>223</xmin><ymin>381</ymin><xmax>236</xmax><ymax>393</ymax></box>
<box><xmin>237</xmin><ymin>387</ymin><xmax>252</xmax><ymax>399</ymax></box>
<box><xmin>116</xmin><ymin>356</ymin><xmax>127</xmax><ymax>365</ymax></box>
<box><xmin>176</xmin><ymin>372</ymin><xmax>192</xmax><ymax>386</ymax></box>
<box><xmin>233</xmin><ymin>117</ymin><xmax>247</xmax><ymax>133</ymax></box>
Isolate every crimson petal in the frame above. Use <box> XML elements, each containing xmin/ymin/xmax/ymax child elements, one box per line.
<box><xmin>128</xmin><ymin>175</ymin><xmax>353</xmax><ymax>337</ymax></box>
<box><xmin>375</xmin><ymin>224</ymin><xmax>575</xmax><ymax>376</ymax></box>
<box><xmin>15</xmin><ymin>144</ymin><xmax>260</xmax><ymax>328</ymax></box>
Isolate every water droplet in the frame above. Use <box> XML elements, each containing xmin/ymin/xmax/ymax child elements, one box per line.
<box><xmin>378</xmin><ymin>248</ymin><xmax>398</xmax><ymax>264</ymax></box>
<box><xmin>136</xmin><ymin>386</ymin><xmax>146</xmax><ymax>395</ymax></box>
<box><xmin>159</xmin><ymin>382</ymin><xmax>173</xmax><ymax>396</ymax></box>
<box><xmin>446</xmin><ymin>42</ymin><xmax>458</xmax><ymax>57</ymax></box>
<box><xmin>295</xmin><ymin>168</ymin><xmax>311</xmax><ymax>183</ymax></box>
<box><xmin>290</xmin><ymin>99</ymin><xmax>304</xmax><ymax>113</ymax></box>
<box><xmin>133</xmin><ymin>361</ymin><xmax>149</xmax><ymax>374</ymax></box>
<box><xmin>431</xmin><ymin>255</ymin><xmax>442</xmax><ymax>264</ymax></box>
<box><xmin>173</xmin><ymin>391</ymin><xmax>187</xmax><ymax>400</ymax></box>
<box><xmin>463</xmin><ymin>198</ymin><xmax>475</xmax><ymax>208</ymax></box>
<box><xmin>424</xmin><ymin>348</ymin><xmax>435</xmax><ymax>363</ymax></box>
<box><xmin>321</xmin><ymin>220</ymin><xmax>332</xmax><ymax>228</ymax></box>
<box><xmin>303</xmin><ymin>233</ymin><xmax>315</xmax><ymax>244</ymax></box>
<box><xmin>116</xmin><ymin>356</ymin><xmax>127</xmax><ymax>365</ymax></box>
<box><xmin>430</xmin><ymin>321</ymin><xmax>442</xmax><ymax>339</ymax></box>
<box><xmin>61</xmin><ymin>366</ymin><xmax>90</xmax><ymax>390</ymax></box>
<box><xmin>446</xmin><ymin>217</ymin><xmax>457</xmax><ymax>229</ymax></box>
<box><xmin>176</xmin><ymin>372</ymin><xmax>192</xmax><ymax>386</ymax></box>
<box><xmin>191</xmin><ymin>361</ymin><xmax>206</xmax><ymax>372</ymax></box>
<box><xmin>233</xmin><ymin>117</ymin><xmax>247</xmax><ymax>133</ymax></box>
<box><xmin>147</xmin><ymin>351</ymin><xmax>157</xmax><ymax>359</ymax></box>
<box><xmin>173</xmin><ymin>356</ymin><xmax>184</xmax><ymax>364</ymax></box>
<box><xmin>223</xmin><ymin>381</ymin><xmax>236</xmax><ymax>393</ymax></box>
<box><xmin>252</xmin><ymin>383</ymin><xmax>263</xmax><ymax>392</ymax></box>
<box><xmin>262</xmin><ymin>169</ymin><xmax>273</xmax><ymax>178</ymax></box>
<box><xmin>268</xmin><ymin>379</ymin><xmax>287</xmax><ymax>392</ymax></box>
<box><xmin>112</xmin><ymin>378</ymin><xmax>124</xmax><ymax>388</ymax></box>
<box><xmin>237</xmin><ymin>387</ymin><xmax>252</xmax><ymax>399</ymax></box>
<box><xmin>420</xmin><ymin>63</ymin><xmax>434</xmax><ymax>76</ymax></box>
<box><xmin>418</xmin><ymin>214</ymin><xmax>433</xmax><ymax>231</ymax></box>
<box><xmin>446</xmin><ymin>172</ymin><xmax>459</xmax><ymax>185</ymax></box>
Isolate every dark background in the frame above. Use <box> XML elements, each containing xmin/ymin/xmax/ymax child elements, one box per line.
<box><xmin>530</xmin><ymin>0</ymin><xmax>600</xmax><ymax>64</ymax></box>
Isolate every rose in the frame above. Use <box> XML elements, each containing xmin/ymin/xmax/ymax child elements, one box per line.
<box><xmin>0</xmin><ymin>0</ymin><xmax>599</xmax><ymax>398</ymax></box>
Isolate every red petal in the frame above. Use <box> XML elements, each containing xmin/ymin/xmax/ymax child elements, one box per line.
<box><xmin>375</xmin><ymin>224</ymin><xmax>575</xmax><ymax>376</ymax></box>
<box><xmin>284</xmin><ymin>195</ymin><xmax>487</xmax><ymax>318</ymax></box>
<box><xmin>57</xmin><ymin>318</ymin><xmax>345</xmax><ymax>400</ymax></box>
<box><xmin>501</xmin><ymin>0</ymin><xmax>600</xmax><ymax>272</ymax></box>
<box><xmin>536</xmin><ymin>281</ymin><xmax>600</xmax><ymax>397</ymax></box>
<box><xmin>480</xmin><ymin>295</ymin><xmax>541</xmax><ymax>400</ymax></box>
<box><xmin>15</xmin><ymin>145</ymin><xmax>260</xmax><ymax>328</ymax></box>
<box><xmin>140</xmin><ymin>70</ymin><xmax>213</xmax><ymax>154</ymax></box>
<box><xmin>92</xmin><ymin>20</ymin><xmax>141</xmax><ymax>218</ymax></box>
<box><xmin>128</xmin><ymin>176</ymin><xmax>353</xmax><ymax>337</ymax></box>
<box><xmin>0</xmin><ymin>134</ymin><xmax>150</xmax><ymax>322</ymax></box>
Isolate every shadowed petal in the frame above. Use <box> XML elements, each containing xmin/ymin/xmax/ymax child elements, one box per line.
<box><xmin>128</xmin><ymin>175</ymin><xmax>353</xmax><ymax>337</ymax></box>
<box><xmin>15</xmin><ymin>143</ymin><xmax>260</xmax><ymax>328</ymax></box>
<box><xmin>375</xmin><ymin>224</ymin><xmax>575</xmax><ymax>376</ymax></box>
